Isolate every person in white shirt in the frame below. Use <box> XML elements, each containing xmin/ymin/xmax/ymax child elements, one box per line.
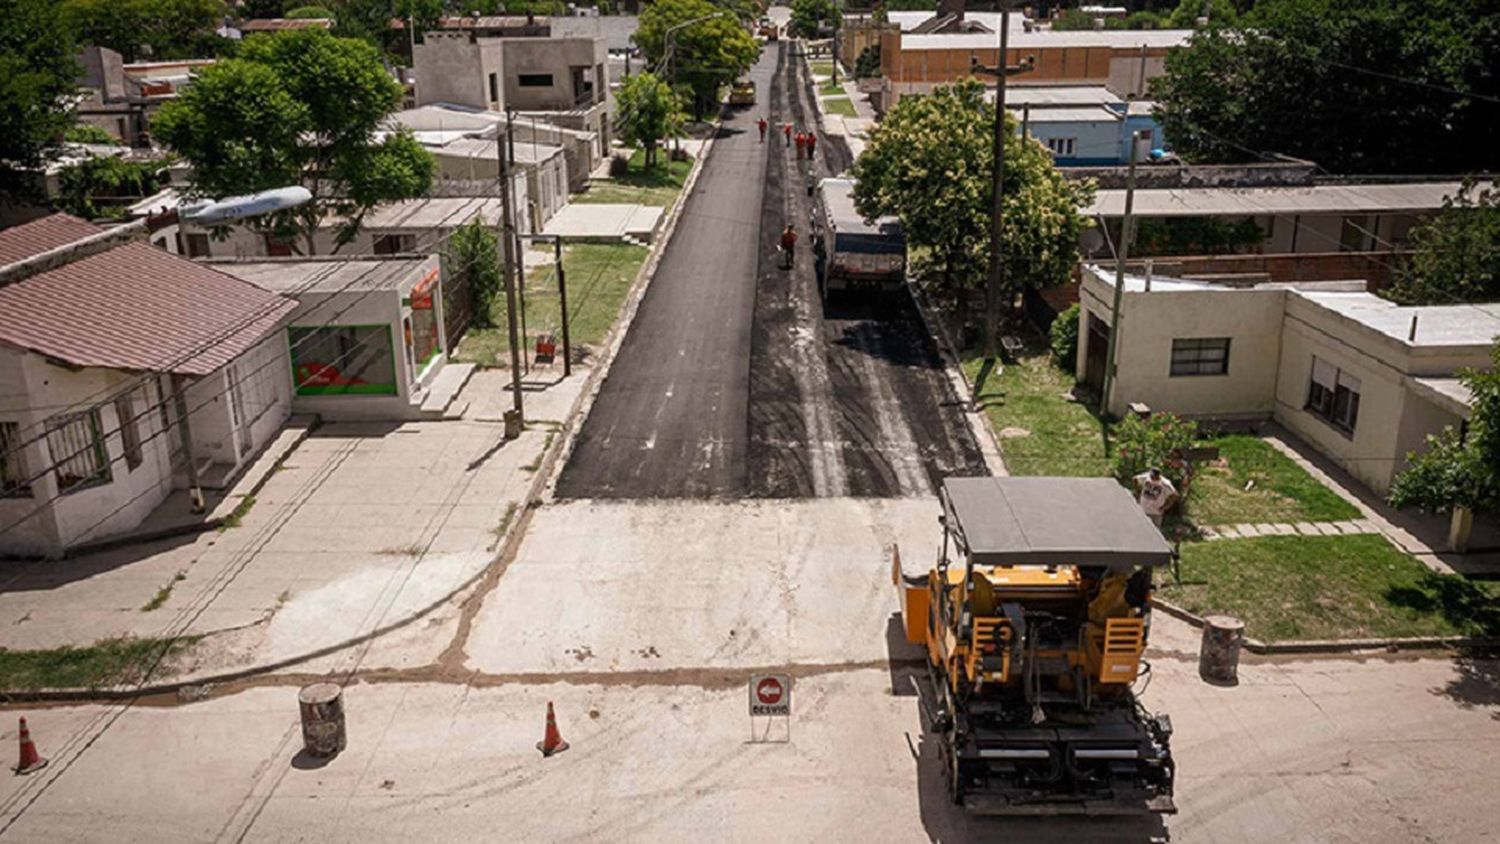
<box><xmin>1132</xmin><ymin>467</ymin><xmax>1178</xmax><ymax>528</ymax></box>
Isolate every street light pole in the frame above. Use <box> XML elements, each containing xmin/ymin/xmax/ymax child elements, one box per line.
<box><xmin>494</xmin><ymin>125</ymin><xmax>525</xmax><ymax>429</ymax></box>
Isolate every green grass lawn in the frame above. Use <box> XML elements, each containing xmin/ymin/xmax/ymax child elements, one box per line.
<box><xmin>810</xmin><ymin>59</ymin><xmax>834</xmax><ymax>76</ymax></box>
<box><xmin>1158</xmin><ymin>534</ymin><xmax>1500</xmax><ymax>641</ymax></box>
<box><xmin>0</xmin><ymin>636</ymin><xmax>197</xmax><ymax>691</ymax></box>
<box><xmin>964</xmin><ymin>348</ymin><xmax>1113</xmax><ymax>477</ymax></box>
<box><xmin>575</xmin><ymin>148</ymin><xmax>692</xmax><ymax>207</ymax></box>
<box><xmin>821</xmin><ymin>96</ymin><xmax>857</xmax><ymax>117</ymax></box>
<box><xmin>452</xmin><ymin>242</ymin><xmax>650</xmax><ymax>368</ymax></box>
<box><xmin>962</xmin><ymin>346</ymin><xmax>1357</xmax><ymax>524</ymax></box>
<box><xmin>1187</xmin><ymin>435</ymin><xmax>1361</xmax><ymax>525</ymax></box>
<box><xmin>819</xmin><ymin>76</ymin><xmax>844</xmax><ymax>94</ymax></box>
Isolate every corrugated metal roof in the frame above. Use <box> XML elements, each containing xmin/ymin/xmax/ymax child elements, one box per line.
<box><xmin>0</xmin><ymin>235</ymin><xmax>296</xmax><ymax>376</ymax></box>
<box><xmin>213</xmin><ymin>258</ymin><xmax>429</xmax><ymax>295</ymax></box>
<box><xmin>0</xmin><ymin>214</ymin><xmax>103</xmax><ymax>267</ymax></box>
<box><xmin>241</xmin><ymin>18</ymin><xmax>334</xmax><ymax>31</ymax></box>
<box><xmin>333</xmin><ymin>197</ymin><xmax>504</xmax><ymax>231</ymax></box>
<box><xmin>1087</xmin><ymin>182</ymin><xmax>1463</xmax><ymax>217</ymax></box>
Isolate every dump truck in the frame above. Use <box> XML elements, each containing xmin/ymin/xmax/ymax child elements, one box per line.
<box><xmin>893</xmin><ymin>476</ymin><xmax>1177</xmax><ymax>816</ymax></box>
<box><xmin>815</xmin><ymin>177</ymin><xmax>906</xmax><ymax>297</ymax></box>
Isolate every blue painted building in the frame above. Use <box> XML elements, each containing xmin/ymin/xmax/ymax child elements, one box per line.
<box><xmin>990</xmin><ymin>85</ymin><xmax>1167</xmax><ymax>166</ymax></box>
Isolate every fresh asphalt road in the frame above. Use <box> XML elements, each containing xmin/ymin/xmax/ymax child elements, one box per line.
<box><xmin>557</xmin><ymin>43</ymin><xmax>984</xmax><ymax>499</ymax></box>
<box><xmin>554</xmin><ymin>49</ymin><xmax>775</xmax><ymax>499</ymax></box>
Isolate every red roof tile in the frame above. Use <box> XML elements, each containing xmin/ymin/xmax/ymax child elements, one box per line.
<box><xmin>0</xmin><ymin>214</ymin><xmax>103</xmax><ymax>267</ymax></box>
<box><xmin>241</xmin><ymin>18</ymin><xmax>334</xmax><ymax>31</ymax></box>
<box><xmin>0</xmin><ymin>238</ymin><xmax>296</xmax><ymax>377</ymax></box>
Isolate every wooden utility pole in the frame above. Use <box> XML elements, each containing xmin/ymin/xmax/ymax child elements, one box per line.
<box><xmin>969</xmin><ymin>2</ymin><xmax>1032</xmax><ymax>404</ymax></box>
<box><xmin>1100</xmin><ymin>131</ymin><xmax>1142</xmax><ymax>417</ymax></box>
<box><xmin>495</xmin><ymin>124</ymin><xmax>525</xmax><ymax>428</ymax></box>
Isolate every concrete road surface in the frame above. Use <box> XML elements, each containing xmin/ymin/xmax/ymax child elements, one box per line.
<box><xmin>2</xmin><ymin>643</ymin><xmax>1496</xmax><ymax>842</ymax></box>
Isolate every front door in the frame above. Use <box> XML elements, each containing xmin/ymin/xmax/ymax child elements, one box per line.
<box><xmin>1085</xmin><ymin>313</ymin><xmax>1110</xmax><ymax>394</ymax></box>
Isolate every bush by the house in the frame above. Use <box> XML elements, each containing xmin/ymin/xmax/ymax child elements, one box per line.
<box><xmin>1112</xmin><ymin>412</ymin><xmax>1198</xmax><ymax>490</ymax></box>
<box><xmin>855</xmin><ymin>45</ymin><xmax>881</xmax><ymax>79</ymax></box>
<box><xmin>1049</xmin><ymin>303</ymin><xmax>1080</xmax><ymax>373</ymax></box>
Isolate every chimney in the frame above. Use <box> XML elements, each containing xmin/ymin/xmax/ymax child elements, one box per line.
<box><xmin>936</xmin><ymin>0</ymin><xmax>964</xmax><ymax>22</ymax></box>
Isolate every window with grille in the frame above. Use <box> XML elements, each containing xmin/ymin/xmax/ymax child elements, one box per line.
<box><xmin>1306</xmin><ymin>356</ymin><xmax>1360</xmax><ymax>434</ymax></box>
<box><xmin>47</xmin><ymin>410</ymin><xmax>111</xmax><ymax>493</ymax></box>
<box><xmin>114</xmin><ymin>393</ymin><xmax>143</xmax><ymax>471</ymax></box>
<box><xmin>1</xmin><ymin>422</ymin><xmax>31</xmax><ymax>498</ymax></box>
<box><xmin>1046</xmin><ymin>137</ymin><xmax>1077</xmax><ymax>157</ymax></box>
<box><xmin>1169</xmin><ymin>338</ymin><xmax>1230</xmax><ymax>376</ymax></box>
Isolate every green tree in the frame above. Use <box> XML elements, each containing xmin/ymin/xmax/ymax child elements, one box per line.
<box><xmin>850</xmin><ymin>80</ymin><xmax>1094</xmax><ymax>299</ymax></box>
<box><xmin>854</xmin><ymin>44</ymin><xmax>880</xmax><ymax>79</ymax></box>
<box><xmin>1165</xmin><ymin>0</ymin><xmax>1236</xmax><ymax>28</ymax></box>
<box><xmin>636</xmin><ymin>0</ymin><xmax>760</xmax><ymax>119</ymax></box>
<box><xmin>61</xmin><ymin>0</ymin><xmax>230</xmax><ymax>63</ymax></box>
<box><xmin>446</xmin><ymin>220</ymin><xmax>502</xmax><ymax>329</ymax></box>
<box><xmin>1387</xmin><ymin>181</ymin><xmax>1500</xmax><ymax>306</ymax></box>
<box><xmin>56</xmin><ymin>156</ymin><xmax>171</xmax><ymax>219</ymax></box>
<box><xmin>284</xmin><ymin>5</ymin><xmax>336</xmax><ymax>18</ymax></box>
<box><xmin>0</xmin><ymin>0</ymin><xmax>79</xmax><ymax>201</ymax></box>
<box><xmin>155</xmin><ymin>28</ymin><xmax>434</xmax><ymax>254</ymax></box>
<box><xmin>1151</xmin><ymin>0</ymin><xmax>1500</xmax><ymax>173</ymax></box>
<box><xmin>790</xmin><ymin>0</ymin><xmax>835</xmax><ymax>38</ymax></box>
<box><xmin>1389</xmin><ymin>343</ymin><xmax>1500</xmax><ymax>516</ymax></box>
<box><xmin>615</xmin><ymin>72</ymin><xmax>686</xmax><ymax>170</ymax></box>
<box><xmin>241</xmin><ymin>0</ymin><xmax>286</xmax><ymax>16</ymax></box>
<box><xmin>881</xmin><ymin>0</ymin><xmax>933</xmax><ymax>10</ymax></box>
<box><xmin>331</xmin><ymin>0</ymin><xmax>442</xmax><ymax>58</ymax></box>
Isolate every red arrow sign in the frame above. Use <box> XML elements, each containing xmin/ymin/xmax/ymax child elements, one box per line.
<box><xmin>755</xmin><ymin>677</ymin><xmax>784</xmax><ymax>705</ymax></box>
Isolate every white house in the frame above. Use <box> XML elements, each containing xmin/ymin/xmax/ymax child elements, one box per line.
<box><xmin>1076</xmin><ymin>264</ymin><xmax>1498</xmax><ymax>496</ymax></box>
<box><xmin>0</xmin><ymin>214</ymin><xmax>297</xmax><ymax>558</ymax></box>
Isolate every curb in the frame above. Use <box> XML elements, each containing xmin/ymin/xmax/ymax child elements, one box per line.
<box><xmin>1152</xmin><ymin>596</ymin><xmax>1500</xmax><ymax>656</ymax></box>
<box><xmin>0</xmin><ymin>125</ymin><xmax>729</xmax><ymax>706</ymax></box>
<box><xmin>905</xmin><ymin>278</ymin><xmax>1008</xmax><ymax>477</ymax></box>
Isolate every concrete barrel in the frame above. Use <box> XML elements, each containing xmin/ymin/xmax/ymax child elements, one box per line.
<box><xmin>298</xmin><ymin>683</ymin><xmax>347</xmax><ymax>757</ymax></box>
<box><xmin>1198</xmin><ymin>615</ymin><xmax>1245</xmax><ymax>686</ymax></box>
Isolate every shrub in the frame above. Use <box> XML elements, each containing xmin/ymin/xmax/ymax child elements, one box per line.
<box><xmin>64</xmin><ymin>124</ymin><xmax>121</xmax><ymax>146</ymax></box>
<box><xmin>1049</xmin><ymin>303</ymin><xmax>1080</xmax><ymax>372</ymax></box>
<box><xmin>1112</xmin><ymin>412</ymin><xmax>1198</xmax><ymax>491</ymax></box>
<box><xmin>608</xmin><ymin>153</ymin><xmax>631</xmax><ymax>177</ymax></box>
<box><xmin>854</xmin><ymin>45</ymin><xmax>881</xmax><ymax>79</ymax></box>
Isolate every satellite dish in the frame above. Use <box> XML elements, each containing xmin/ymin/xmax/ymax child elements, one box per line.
<box><xmin>1081</xmin><ymin>228</ymin><xmax>1106</xmax><ymax>257</ymax></box>
<box><xmin>182</xmin><ymin>186</ymin><xmax>313</xmax><ymax>225</ymax></box>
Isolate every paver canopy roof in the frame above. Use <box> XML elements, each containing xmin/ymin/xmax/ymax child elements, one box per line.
<box><xmin>942</xmin><ymin>476</ymin><xmax>1174</xmax><ymax>568</ymax></box>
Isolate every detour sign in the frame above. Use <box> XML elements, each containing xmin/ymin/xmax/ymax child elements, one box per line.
<box><xmin>749</xmin><ymin>674</ymin><xmax>791</xmax><ymax>717</ymax></box>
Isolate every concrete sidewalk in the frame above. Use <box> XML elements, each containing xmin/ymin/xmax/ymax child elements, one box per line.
<box><xmin>0</xmin><ymin>369</ymin><xmax>589</xmax><ymax>687</ymax></box>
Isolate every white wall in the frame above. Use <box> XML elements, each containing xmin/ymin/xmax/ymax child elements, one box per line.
<box><xmin>1077</xmin><ymin>272</ymin><xmax>1285</xmax><ymax>420</ymax></box>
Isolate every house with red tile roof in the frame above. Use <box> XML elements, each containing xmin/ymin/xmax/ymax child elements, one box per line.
<box><xmin>0</xmin><ymin>214</ymin><xmax>298</xmax><ymax>558</ymax></box>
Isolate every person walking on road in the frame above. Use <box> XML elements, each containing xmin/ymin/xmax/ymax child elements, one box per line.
<box><xmin>806</xmin><ymin>132</ymin><xmax>817</xmax><ymax>159</ymax></box>
<box><xmin>779</xmin><ymin>224</ymin><xmax>797</xmax><ymax>269</ymax></box>
<box><xmin>783</xmin><ymin>122</ymin><xmax>792</xmax><ymax>146</ymax></box>
<box><xmin>794</xmin><ymin>132</ymin><xmax>806</xmax><ymax>159</ymax></box>
<box><xmin>757</xmin><ymin>117</ymin><xmax>768</xmax><ymax>142</ymax></box>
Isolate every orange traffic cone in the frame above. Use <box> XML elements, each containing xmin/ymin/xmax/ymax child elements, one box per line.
<box><xmin>14</xmin><ymin>717</ymin><xmax>47</xmax><ymax>775</ymax></box>
<box><xmin>536</xmin><ymin>701</ymin><xmax>569</xmax><ymax>757</ymax></box>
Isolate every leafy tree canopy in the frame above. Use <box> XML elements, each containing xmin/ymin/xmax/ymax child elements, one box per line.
<box><xmin>790</xmin><ymin>0</ymin><xmax>836</xmax><ymax>38</ymax></box>
<box><xmin>61</xmin><ymin>0</ymin><xmax>232</xmax><ymax>63</ymax></box>
<box><xmin>1389</xmin><ymin>343</ymin><xmax>1500</xmax><ymax>515</ymax></box>
<box><xmin>330</xmin><ymin>0</ymin><xmax>442</xmax><ymax>58</ymax></box>
<box><xmin>636</xmin><ymin>0</ymin><xmax>760</xmax><ymax>119</ymax></box>
<box><xmin>240</xmin><ymin>0</ymin><xmax>287</xmax><ymax>17</ymax></box>
<box><xmin>1151</xmin><ymin>0</ymin><xmax>1500</xmax><ymax>173</ymax></box>
<box><xmin>1387</xmin><ymin>180</ymin><xmax>1500</xmax><ymax>307</ymax></box>
<box><xmin>155</xmin><ymin>28</ymin><xmax>434</xmax><ymax>253</ymax></box>
<box><xmin>850</xmin><ymin>79</ymin><xmax>1094</xmax><ymax>300</ymax></box>
<box><xmin>284</xmin><ymin>5</ymin><xmax>337</xmax><ymax>19</ymax></box>
<box><xmin>0</xmin><ymin>0</ymin><xmax>79</xmax><ymax>200</ymax></box>
<box><xmin>614</xmin><ymin>72</ymin><xmax>686</xmax><ymax>169</ymax></box>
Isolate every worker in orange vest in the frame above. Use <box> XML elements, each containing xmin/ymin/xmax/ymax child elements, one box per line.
<box><xmin>779</xmin><ymin>224</ymin><xmax>797</xmax><ymax>269</ymax></box>
<box><xmin>783</xmin><ymin>122</ymin><xmax>792</xmax><ymax>146</ymax></box>
<box><xmin>794</xmin><ymin>132</ymin><xmax>806</xmax><ymax>159</ymax></box>
<box><xmin>757</xmin><ymin>117</ymin><xmax>768</xmax><ymax>142</ymax></box>
<box><xmin>806</xmin><ymin>132</ymin><xmax>817</xmax><ymax>159</ymax></box>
